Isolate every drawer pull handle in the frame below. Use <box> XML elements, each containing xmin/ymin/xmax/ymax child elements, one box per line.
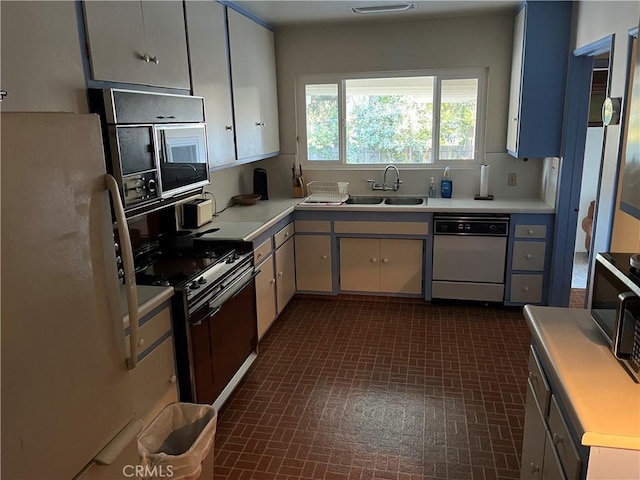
<box><xmin>523</xmin><ymin>286</ymin><xmax>529</xmax><ymax>291</ymax></box>
<box><xmin>382</xmin><ymin>258</ymin><xmax>389</xmax><ymax>263</ymax></box>
<box><xmin>526</xmin><ymin>254</ymin><xmax>532</xmax><ymax>259</ymax></box>
<box><xmin>257</xmin><ymin>252</ymin><xmax>263</xmax><ymax>259</ymax></box>
<box><xmin>169</xmin><ymin>375</ymin><xmax>177</xmax><ymax>384</ymax></box>
<box><xmin>530</xmin><ymin>462</ymin><xmax>540</xmax><ymax>474</ymax></box>
<box><xmin>552</xmin><ymin>433</ymin><xmax>564</xmax><ymax>446</ymax></box>
<box><xmin>284</xmin><ymin>232</ymin><xmax>289</xmax><ymax>237</ymax></box>
<box><xmin>138</xmin><ymin>338</ymin><xmax>145</xmax><ymax>348</ymax></box>
<box><xmin>528</xmin><ymin>229</ymin><xmax>534</xmax><ymax>235</ymax></box>
<box><xmin>528</xmin><ymin>372</ymin><xmax>537</xmax><ymax>382</ymax></box>
<box><xmin>321</xmin><ymin>254</ymin><xmax>328</xmax><ymax>260</ymax></box>
<box><xmin>371</xmin><ymin>258</ymin><xmax>378</xmax><ymax>263</ymax></box>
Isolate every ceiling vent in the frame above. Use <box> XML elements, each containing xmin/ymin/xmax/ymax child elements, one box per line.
<box><xmin>349</xmin><ymin>3</ymin><xmax>416</xmax><ymax>15</ymax></box>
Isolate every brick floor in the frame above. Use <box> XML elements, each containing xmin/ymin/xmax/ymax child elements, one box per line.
<box><xmin>213</xmin><ymin>296</ymin><xmax>534</xmax><ymax>479</ymax></box>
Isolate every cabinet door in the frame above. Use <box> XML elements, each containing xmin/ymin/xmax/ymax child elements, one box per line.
<box><xmin>141</xmin><ymin>1</ymin><xmax>190</xmax><ymax>89</ymax></box>
<box><xmin>380</xmin><ymin>239</ymin><xmax>423</xmax><ymax>294</ymax></box>
<box><xmin>520</xmin><ymin>382</ymin><xmax>546</xmax><ymax>480</ymax></box>
<box><xmin>340</xmin><ymin>238</ymin><xmax>380</xmax><ymax>292</ymax></box>
<box><xmin>227</xmin><ymin>9</ymin><xmax>279</xmax><ymax>160</ymax></box>
<box><xmin>84</xmin><ymin>1</ymin><xmax>189</xmax><ymax>89</ymax></box>
<box><xmin>186</xmin><ymin>1</ymin><xmax>236</xmax><ymax>167</ymax></box>
<box><xmin>84</xmin><ymin>1</ymin><xmax>147</xmax><ymax>85</ymax></box>
<box><xmin>506</xmin><ymin>7</ymin><xmax>525</xmax><ymax>154</ymax></box>
<box><xmin>275</xmin><ymin>237</ymin><xmax>296</xmax><ymax>314</ymax></box>
<box><xmin>295</xmin><ymin>235</ymin><xmax>332</xmax><ymax>292</ymax></box>
<box><xmin>256</xmin><ymin>254</ymin><xmax>277</xmax><ymax>339</ymax></box>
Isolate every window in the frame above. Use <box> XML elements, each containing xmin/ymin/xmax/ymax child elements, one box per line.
<box><xmin>299</xmin><ymin>69</ymin><xmax>485</xmax><ymax>166</ymax></box>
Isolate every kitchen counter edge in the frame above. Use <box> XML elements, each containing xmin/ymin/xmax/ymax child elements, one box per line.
<box><xmin>524</xmin><ymin>305</ymin><xmax>640</xmax><ymax>451</ymax></box>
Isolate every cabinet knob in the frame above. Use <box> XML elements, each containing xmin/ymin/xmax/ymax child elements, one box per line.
<box><xmin>270</xmin><ymin>278</ymin><xmax>276</xmax><ymax>285</ymax></box>
<box><xmin>523</xmin><ymin>286</ymin><xmax>529</xmax><ymax>292</ymax></box>
<box><xmin>382</xmin><ymin>258</ymin><xmax>389</xmax><ymax>263</ymax></box>
<box><xmin>225</xmin><ymin>125</ymin><xmax>233</xmax><ymax>131</ymax></box>
<box><xmin>150</xmin><ymin>55</ymin><xmax>159</xmax><ymax>64</ymax></box>
<box><xmin>255</xmin><ymin>121</ymin><xmax>265</xmax><ymax>127</ymax></box>
<box><xmin>528</xmin><ymin>372</ymin><xmax>537</xmax><ymax>381</ymax></box>
<box><xmin>552</xmin><ymin>433</ymin><xmax>564</xmax><ymax>446</ymax></box>
<box><xmin>370</xmin><ymin>258</ymin><xmax>378</xmax><ymax>263</ymax></box>
<box><xmin>140</xmin><ymin>53</ymin><xmax>150</xmax><ymax>63</ymax></box>
<box><xmin>284</xmin><ymin>232</ymin><xmax>289</xmax><ymax>237</ymax></box>
<box><xmin>529</xmin><ymin>462</ymin><xmax>540</xmax><ymax>474</ymax></box>
<box><xmin>257</xmin><ymin>252</ymin><xmax>263</xmax><ymax>259</ymax></box>
<box><xmin>138</xmin><ymin>338</ymin><xmax>145</xmax><ymax>348</ymax></box>
<box><xmin>277</xmin><ymin>271</ymin><xmax>283</xmax><ymax>277</ymax></box>
<box><xmin>169</xmin><ymin>375</ymin><xmax>177</xmax><ymax>384</ymax></box>
<box><xmin>321</xmin><ymin>254</ymin><xmax>328</xmax><ymax>260</ymax></box>
<box><xmin>528</xmin><ymin>229</ymin><xmax>534</xmax><ymax>235</ymax></box>
<box><xmin>526</xmin><ymin>254</ymin><xmax>532</xmax><ymax>259</ymax></box>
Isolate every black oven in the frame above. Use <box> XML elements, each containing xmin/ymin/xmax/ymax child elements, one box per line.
<box><xmin>89</xmin><ymin>89</ymin><xmax>209</xmax><ymax>215</ymax></box>
<box><xmin>591</xmin><ymin>253</ymin><xmax>640</xmax><ymax>381</ymax></box>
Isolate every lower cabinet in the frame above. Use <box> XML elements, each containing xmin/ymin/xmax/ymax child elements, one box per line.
<box><xmin>295</xmin><ymin>235</ymin><xmax>332</xmax><ymax>292</ymax></box>
<box><xmin>521</xmin><ymin>345</ymin><xmax>582</xmax><ymax>480</ymax></box>
<box><xmin>339</xmin><ymin>238</ymin><xmax>423</xmax><ymax>294</ymax></box>
<box><xmin>275</xmin><ymin>235</ymin><xmax>296</xmax><ymax>313</ymax></box>
<box><xmin>256</xmin><ymin>252</ymin><xmax>277</xmax><ymax>339</ymax></box>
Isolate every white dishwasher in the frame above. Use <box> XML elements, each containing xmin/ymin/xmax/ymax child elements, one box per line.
<box><xmin>432</xmin><ymin>215</ymin><xmax>509</xmax><ymax>302</ymax></box>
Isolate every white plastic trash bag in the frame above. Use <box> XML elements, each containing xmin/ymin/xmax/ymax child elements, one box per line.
<box><xmin>138</xmin><ymin>402</ymin><xmax>217</xmax><ymax>480</ymax></box>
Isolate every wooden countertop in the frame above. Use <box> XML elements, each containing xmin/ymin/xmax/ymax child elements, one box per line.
<box><xmin>524</xmin><ymin>305</ymin><xmax>640</xmax><ymax>451</ymax></box>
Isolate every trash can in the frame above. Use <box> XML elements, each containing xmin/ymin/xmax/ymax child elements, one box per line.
<box><xmin>137</xmin><ymin>402</ymin><xmax>217</xmax><ymax>480</ymax></box>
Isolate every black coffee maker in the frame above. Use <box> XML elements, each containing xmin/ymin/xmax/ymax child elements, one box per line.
<box><xmin>253</xmin><ymin>168</ymin><xmax>269</xmax><ymax>200</ymax></box>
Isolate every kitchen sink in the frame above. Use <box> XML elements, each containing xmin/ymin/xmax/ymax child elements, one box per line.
<box><xmin>345</xmin><ymin>196</ymin><xmax>384</xmax><ymax>204</ymax></box>
<box><xmin>384</xmin><ymin>196</ymin><xmax>426</xmax><ymax>205</ymax></box>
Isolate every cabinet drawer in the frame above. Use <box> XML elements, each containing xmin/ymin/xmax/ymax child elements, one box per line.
<box><xmin>515</xmin><ymin>225</ymin><xmax>547</xmax><ymax>239</ymax></box>
<box><xmin>295</xmin><ymin>220</ymin><xmax>331</xmax><ymax>233</ymax></box>
<box><xmin>548</xmin><ymin>396</ymin><xmax>581</xmax><ymax>480</ymax></box>
<box><xmin>527</xmin><ymin>347</ymin><xmax>551</xmax><ymax>416</ymax></box>
<box><xmin>130</xmin><ymin>336</ymin><xmax>178</xmax><ymax>425</ymax></box>
<box><xmin>126</xmin><ymin>306</ymin><xmax>172</xmax><ymax>359</ymax></box>
<box><xmin>512</xmin><ymin>242</ymin><xmax>546</xmax><ymax>271</ymax></box>
<box><xmin>274</xmin><ymin>222</ymin><xmax>294</xmax><ymax>248</ymax></box>
<box><xmin>254</xmin><ymin>237</ymin><xmax>272</xmax><ymax>266</ymax></box>
<box><xmin>510</xmin><ymin>274</ymin><xmax>543</xmax><ymax>304</ymax></box>
<box><xmin>334</xmin><ymin>221</ymin><xmax>427</xmax><ymax>236</ymax></box>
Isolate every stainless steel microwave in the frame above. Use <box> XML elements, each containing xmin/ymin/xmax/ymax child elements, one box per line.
<box><xmin>89</xmin><ymin>89</ymin><xmax>210</xmax><ymax>214</ymax></box>
<box><xmin>591</xmin><ymin>253</ymin><xmax>640</xmax><ymax>381</ymax></box>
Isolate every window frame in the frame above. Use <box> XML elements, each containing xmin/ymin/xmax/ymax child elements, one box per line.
<box><xmin>296</xmin><ymin>68</ymin><xmax>487</xmax><ymax>169</ymax></box>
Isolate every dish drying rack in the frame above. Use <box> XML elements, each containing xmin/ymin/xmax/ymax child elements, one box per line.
<box><xmin>305</xmin><ymin>181</ymin><xmax>349</xmax><ymax>204</ymax></box>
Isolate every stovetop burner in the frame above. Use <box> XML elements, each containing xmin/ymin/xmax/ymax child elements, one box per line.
<box><xmin>134</xmin><ymin>242</ymin><xmax>236</xmax><ymax>288</ymax></box>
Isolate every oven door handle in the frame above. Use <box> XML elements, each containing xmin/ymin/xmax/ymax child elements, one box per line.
<box><xmin>226</xmin><ymin>269</ymin><xmax>261</xmax><ymax>304</ymax></box>
<box><xmin>189</xmin><ymin>305</ymin><xmax>221</xmax><ymax>326</ymax></box>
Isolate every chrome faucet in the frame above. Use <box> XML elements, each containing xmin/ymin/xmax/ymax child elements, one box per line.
<box><xmin>367</xmin><ymin>165</ymin><xmax>402</xmax><ymax>191</ymax></box>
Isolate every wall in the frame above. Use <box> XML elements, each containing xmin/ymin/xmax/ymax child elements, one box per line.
<box><xmin>571</xmin><ymin>1</ymin><xmax>640</xmax><ymax>259</ymax></box>
<box><xmin>265</xmin><ymin>11</ymin><xmax>546</xmax><ymax>200</ymax></box>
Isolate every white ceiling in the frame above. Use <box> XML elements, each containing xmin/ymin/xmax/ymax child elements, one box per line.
<box><xmin>232</xmin><ymin>0</ymin><xmax>521</xmax><ymax>27</ymax></box>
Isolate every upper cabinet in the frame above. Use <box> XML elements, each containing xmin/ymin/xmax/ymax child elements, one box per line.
<box><xmin>506</xmin><ymin>1</ymin><xmax>572</xmax><ymax>158</ymax></box>
<box><xmin>83</xmin><ymin>1</ymin><xmax>190</xmax><ymax>89</ymax></box>
<box><xmin>185</xmin><ymin>1</ymin><xmax>236</xmax><ymax>168</ymax></box>
<box><xmin>227</xmin><ymin>9</ymin><xmax>280</xmax><ymax>162</ymax></box>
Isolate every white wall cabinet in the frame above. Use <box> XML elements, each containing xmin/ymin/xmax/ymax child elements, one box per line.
<box><xmin>227</xmin><ymin>9</ymin><xmax>280</xmax><ymax>161</ymax></box>
<box><xmin>185</xmin><ymin>1</ymin><xmax>236</xmax><ymax>168</ymax></box>
<box><xmin>506</xmin><ymin>1</ymin><xmax>572</xmax><ymax>158</ymax></box>
<box><xmin>340</xmin><ymin>238</ymin><xmax>423</xmax><ymax>294</ymax></box>
<box><xmin>83</xmin><ymin>1</ymin><xmax>190</xmax><ymax>89</ymax></box>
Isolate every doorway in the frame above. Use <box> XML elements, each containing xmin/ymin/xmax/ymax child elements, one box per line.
<box><xmin>548</xmin><ymin>35</ymin><xmax>614</xmax><ymax>307</ymax></box>
<box><xmin>572</xmin><ymin>53</ymin><xmax>610</xmax><ymax>292</ymax></box>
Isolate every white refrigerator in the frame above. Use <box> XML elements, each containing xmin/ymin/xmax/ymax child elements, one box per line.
<box><xmin>1</xmin><ymin>113</ymin><xmax>144</xmax><ymax>478</ymax></box>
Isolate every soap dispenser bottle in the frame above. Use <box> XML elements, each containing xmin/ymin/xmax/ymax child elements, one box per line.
<box><xmin>440</xmin><ymin>167</ymin><xmax>452</xmax><ymax>198</ymax></box>
<box><xmin>428</xmin><ymin>177</ymin><xmax>437</xmax><ymax>198</ymax></box>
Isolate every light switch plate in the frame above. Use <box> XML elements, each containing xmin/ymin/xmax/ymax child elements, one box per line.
<box><xmin>508</xmin><ymin>172</ymin><xmax>517</xmax><ymax>187</ymax></box>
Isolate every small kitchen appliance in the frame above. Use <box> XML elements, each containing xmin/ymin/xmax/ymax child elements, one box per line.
<box><xmin>253</xmin><ymin>168</ymin><xmax>269</xmax><ymax>200</ymax></box>
<box><xmin>182</xmin><ymin>198</ymin><xmax>213</xmax><ymax>228</ymax></box>
<box><xmin>591</xmin><ymin>253</ymin><xmax>640</xmax><ymax>381</ymax></box>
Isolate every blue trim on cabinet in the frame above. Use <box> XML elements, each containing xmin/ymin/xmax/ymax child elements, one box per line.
<box><xmin>548</xmin><ymin>35</ymin><xmax>614</xmax><ymax>307</ymax></box>
<box><xmin>218</xmin><ymin>1</ymin><xmax>274</xmax><ymax>31</ymax></box>
<box><xmin>137</xmin><ymin>330</ymin><xmax>173</xmax><ymax>363</ymax></box>
<box><xmin>124</xmin><ymin>301</ymin><xmax>172</xmax><ymax>337</ymax></box>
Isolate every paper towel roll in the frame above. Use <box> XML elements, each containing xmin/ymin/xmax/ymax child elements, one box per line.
<box><xmin>480</xmin><ymin>164</ymin><xmax>490</xmax><ymax>197</ymax></box>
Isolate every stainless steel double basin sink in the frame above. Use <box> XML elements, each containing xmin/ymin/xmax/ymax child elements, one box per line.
<box><xmin>345</xmin><ymin>196</ymin><xmax>427</xmax><ymax>206</ymax></box>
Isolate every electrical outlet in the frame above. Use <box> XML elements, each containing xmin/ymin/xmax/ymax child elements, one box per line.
<box><xmin>508</xmin><ymin>172</ymin><xmax>517</xmax><ymax>187</ymax></box>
